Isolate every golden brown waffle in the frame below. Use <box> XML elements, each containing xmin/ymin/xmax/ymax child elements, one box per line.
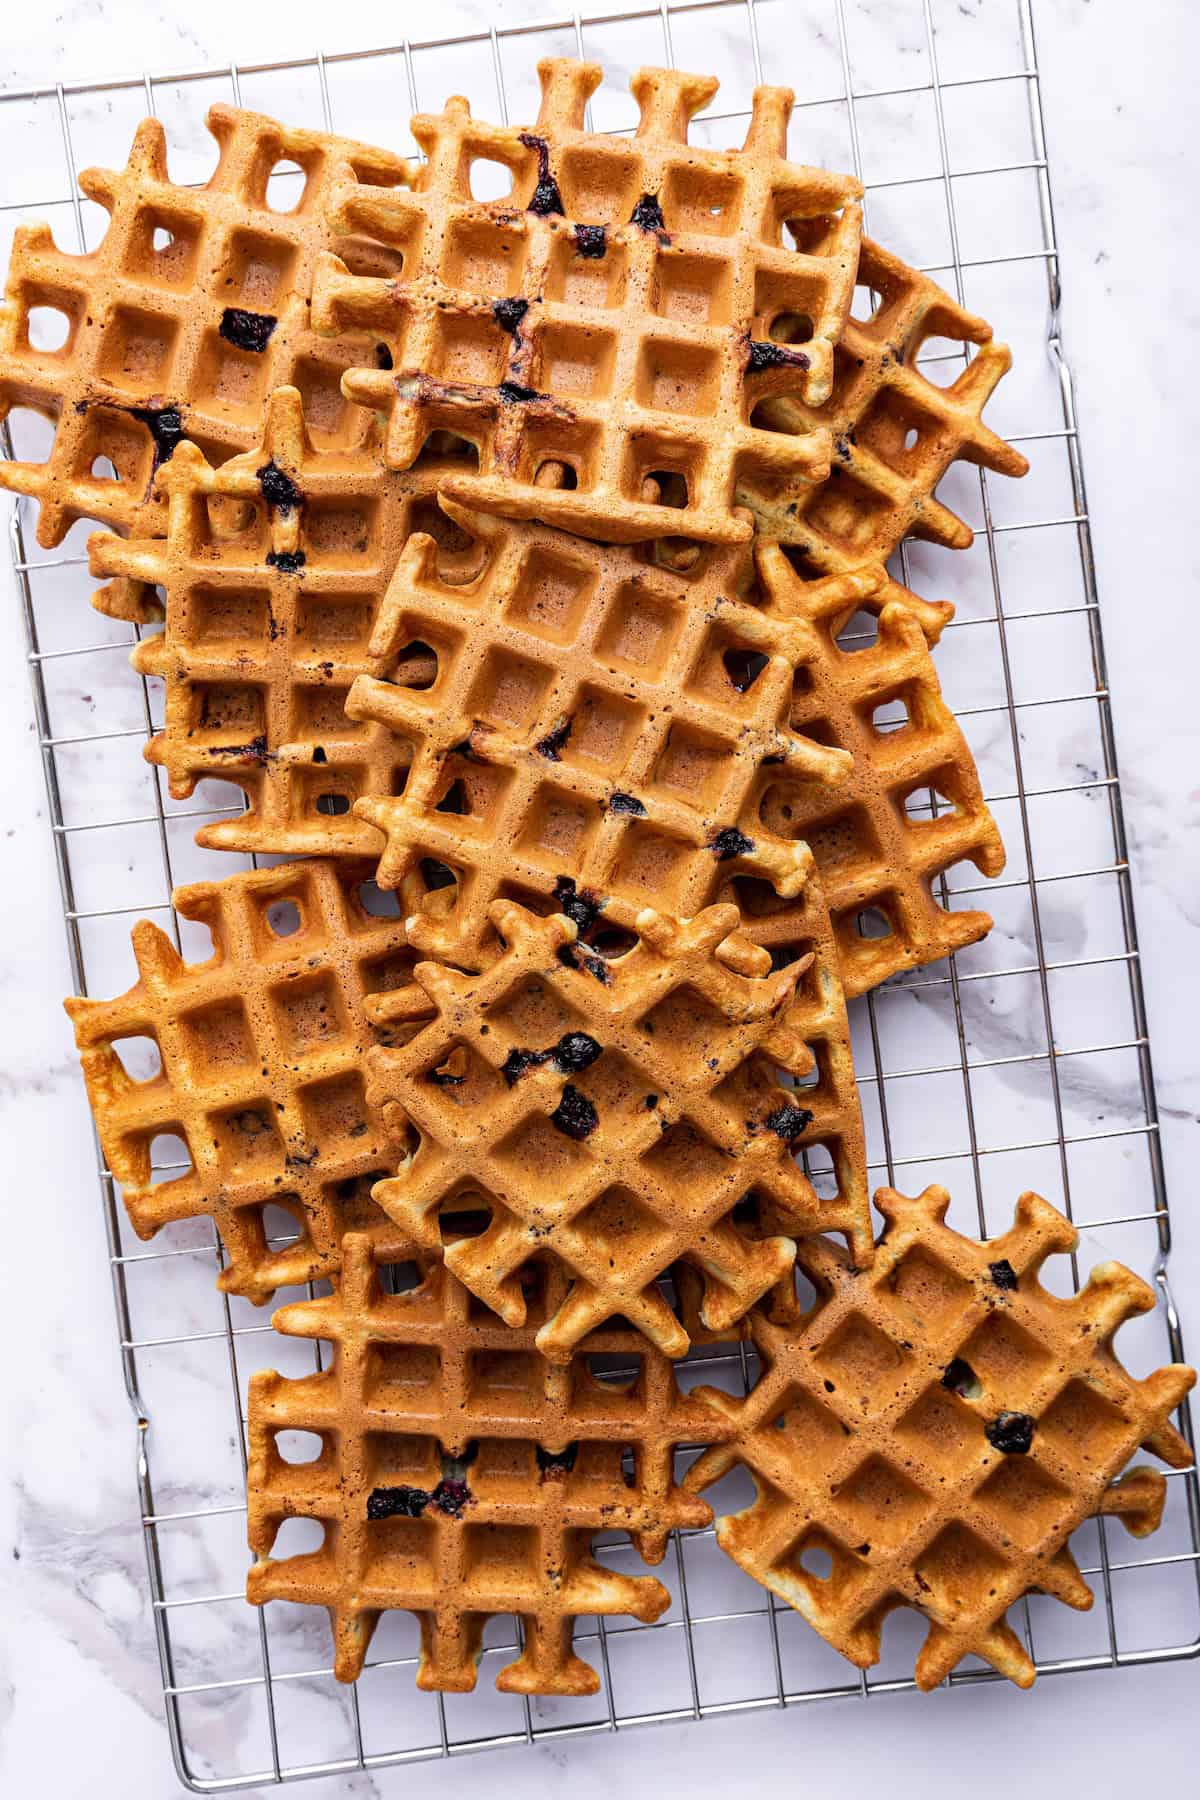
<box><xmin>365</xmin><ymin>898</ymin><xmax>873</xmax><ymax>1363</ymax></box>
<box><xmin>63</xmin><ymin>859</ymin><xmax>430</xmax><ymax>1303</ymax></box>
<box><xmin>739</xmin><ymin>236</ymin><xmax>1028</xmax><ymax>636</ymax></box>
<box><xmin>312</xmin><ymin>57</ymin><xmax>862</xmax><ymax>545</ymax></box>
<box><xmin>684</xmin><ymin>1185</ymin><xmax>1195</xmax><ymax>1690</ymax></box>
<box><xmin>88</xmin><ymin>386</ymin><xmax>484</xmax><ymax>855</ymax></box>
<box><xmin>345</xmin><ymin>503</ymin><xmax>1001</xmax><ymax>996</ymax></box>
<box><xmin>247</xmin><ymin>1232</ymin><xmax>717</xmax><ymax>1693</ymax></box>
<box><xmin>347</xmin><ymin>499</ymin><xmax>850</xmax><ymax>940</ymax></box>
<box><xmin>737</xmin><ymin>541</ymin><xmax>1004</xmax><ymax>994</ymax></box>
<box><xmin>0</xmin><ymin>105</ymin><xmax>407</xmax><ymax>620</ymax></box>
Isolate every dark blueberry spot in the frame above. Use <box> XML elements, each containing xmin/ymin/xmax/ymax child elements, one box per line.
<box><xmin>536</xmin><ymin>1443</ymin><xmax>579</xmax><ymax>1477</ymax></box>
<box><xmin>265</xmin><ymin>549</ymin><xmax>306</xmax><ymax>573</ymax></box>
<box><xmin>430</xmin><ymin>1477</ymin><xmax>472</xmax><ymax>1518</ymax></box>
<box><xmin>764</xmin><ymin>1104</ymin><xmax>813</xmax><ymax>1144</ymax></box>
<box><xmin>519</xmin><ymin>132</ymin><xmax>564</xmax><ymax>217</ymax></box>
<box><xmin>501</xmin><ymin>1046</ymin><xmax>549</xmax><ymax>1086</ymax></box>
<box><xmin>556</xmin><ymin>942</ymin><xmax>612</xmax><ymax>984</ymax></box>
<box><xmin>256</xmin><ymin>460</ymin><xmax>303</xmax><ymax>512</ymax></box>
<box><xmin>367</xmin><ymin>1484</ymin><xmax>430</xmax><ymax>1520</ymax></box>
<box><xmin>988</xmin><ymin>1259</ymin><xmax>1019</xmax><ymax>1291</ymax></box>
<box><xmin>312</xmin><ymin>745</ymin><xmax>327</xmax><ymax>764</ymax></box>
<box><xmin>745</xmin><ymin>338</ymin><xmax>810</xmax><ymax>374</ymax></box>
<box><xmin>130</xmin><ymin>405</ymin><xmax>184</xmax><ymax>472</ymax></box>
<box><xmin>498</xmin><ymin>379</ymin><xmax>541</xmax><ymax>404</ymax></box>
<box><xmin>834</xmin><ymin>436</ymin><xmax>852</xmax><ymax>463</ymax></box>
<box><xmin>553</xmin><ymin>875</ymin><xmax>602</xmax><ymax>934</ymax></box>
<box><xmin>550</xmin><ymin>1083</ymin><xmax>599</xmax><ymax>1140</ymax></box>
<box><xmin>574</xmin><ymin>223</ymin><xmax>607</xmax><ymax>258</ymax></box>
<box><xmin>375</xmin><ymin>342</ymin><xmax>394</xmax><ymax>369</ymax></box>
<box><xmin>985</xmin><ymin>1411</ymin><xmax>1036</xmax><ymax>1455</ymax></box>
<box><xmin>492</xmin><ymin>296</ymin><xmax>529</xmax><ymax>335</ymax></box>
<box><xmin>710</xmin><ymin>825</ymin><xmax>755</xmax><ymax>860</ymax></box>
<box><xmin>219</xmin><ymin>307</ymin><xmax>277</xmax><ymax>353</ymax></box>
<box><xmin>941</xmin><ymin>1357</ymin><xmax>981</xmax><ymax>1399</ymax></box>
<box><xmin>643</xmin><ymin>1094</ymin><xmax>658</xmax><ymax>1109</ymax></box>
<box><xmin>630</xmin><ymin>193</ymin><xmax>666</xmax><ymax>234</ymax></box>
<box><xmin>608</xmin><ymin>790</ymin><xmax>646</xmax><ymax>816</ymax></box>
<box><xmin>553</xmin><ymin>1032</ymin><xmax>602</xmax><ymax>1074</ymax></box>
<box><xmin>535</xmin><ymin>716</ymin><xmax>573</xmax><ymax>760</ymax></box>
<box><xmin>207</xmin><ymin>733</ymin><xmax>268</xmax><ymax>764</ymax></box>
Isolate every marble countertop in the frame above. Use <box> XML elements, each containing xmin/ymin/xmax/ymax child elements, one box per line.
<box><xmin>2</xmin><ymin>2</ymin><xmax>1198</xmax><ymax>1796</ymax></box>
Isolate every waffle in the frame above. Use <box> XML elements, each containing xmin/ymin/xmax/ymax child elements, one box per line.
<box><xmin>684</xmin><ymin>1185</ymin><xmax>1195</xmax><ymax>1690</ymax></box>
<box><xmin>63</xmin><ymin>859</ymin><xmax>431</xmax><ymax>1303</ymax></box>
<box><xmin>0</xmin><ymin>104</ymin><xmax>408</xmax><ymax>620</ymax></box>
<box><xmin>347</xmin><ymin>499</ymin><xmax>850</xmax><ymax>941</ymax></box>
<box><xmin>88</xmin><ymin>386</ymin><xmax>485</xmax><ymax>855</ymax></box>
<box><xmin>311</xmin><ymin>57</ymin><xmax>863</xmax><ymax>545</ymax></box>
<box><xmin>346</xmin><ymin>503</ymin><xmax>1000</xmax><ymax>996</ymax></box>
<box><xmin>247</xmin><ymin>1232</ymin><xmax>716</xmax><ymax>1693</ymax></box>
<box><xmin>365</xmin><ymin>897</ymin><xmax>873</xmax><ymax>1363</ymax></box>
<box><xmin>739</xmin><ymin>236</ymin><xmax>1028</xmax><ymax>639</ymax></box>
<box><xmin>738</xmin><ymin>541</ymin><xmax>1004</xmax><ymax>994</ymax></box>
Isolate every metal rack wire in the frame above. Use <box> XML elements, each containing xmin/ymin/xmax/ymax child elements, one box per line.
<box><xmin>3</xmin><ymin>0</ymin><xmax>1198</xmax><ymax>1788</ymax></box>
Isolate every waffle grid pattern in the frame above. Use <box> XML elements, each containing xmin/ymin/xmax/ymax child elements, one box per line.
<box><xmin>685</xmin><ymin>1186</ymin><xmax>1195</xmax><ymax>1689</ymax></box>
<box><xmin>88</xmin><ymin>386</ymin><xmax>484</xmax><ymax>854</ymax></box>
<box><xmin>247</xmin><ymin>1232</ymin><xmax>716</xmax><ymax>1693</ymax></box>
<box><xmin>313</xmin><ymin>58</ymin><xmax>863</xmax><ymax>544</ymax></box>
<box><xmin>0</xmin><ymin>104</ymin><xmax>409</xmax><ymax>617</ymax></box>
<box><xmin>64</xmin><ymin>859</ymin><xmax>427</xmax><ymax>1301</ymax></box>
<box><xmin>367</xmin><ymin>899</ymin><xmax>873</xmax><ymax>1360</ymax></box>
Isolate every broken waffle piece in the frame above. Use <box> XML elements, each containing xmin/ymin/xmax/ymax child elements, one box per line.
<box><xmin>739</xmin><ymin>235</ymin><xmax>1029</xmax><ymax>639</ymax></box>
<box><xmin>683</xmin><ymin>1185</ymin><xmax>1195</xmax><ymax>1690</ymax></box>
<box><xmin>87</xmin><ymin>386</ymin><xmax>485</xmax><ymax>855</ymax></box>
<box><xmin>0</xmin><ymin>106</ymin><xmax>409</xmax><ymax>619</ymax></box>
<box><xmin>63</xmin><ymin>860</ymin><xmax>429</xmax><ymax>1303</ymax></box>
<box><xmin>313</xmin><ymin>56</ymin><xmax>862</xmax><ymax>543</ymax></box>
<box><xmin>247</xmin><ymin>1232</ymin><xmax>716</xmax><ymax>1693</ymax></box>
<box><xmin>365</xmin><ymin>898</ymin><xmax>873</xmax><ymax>1362</ymax></box>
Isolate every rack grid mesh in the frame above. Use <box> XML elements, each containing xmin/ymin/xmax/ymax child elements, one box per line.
<box><xmin>3</xmin><ymin>0</ymin><xmax>1198</xmax><ymax>1789</ymax></box>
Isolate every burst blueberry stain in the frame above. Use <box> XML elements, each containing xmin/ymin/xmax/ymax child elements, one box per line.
<box><xmin>553</xmin><ymin>874</ymin><xmax>602</xmax><ymax>933</ymax></box>
<box><xmin>745</xmin><ymin>338</ymin><xmax>811</xmax><ymax>374</ymax></box>
<box><xmin>988</xmin><ymin>1259</ymin><xmax>1019</xmax><ymax>1291</ymax></box>
<box><xmin>630</xmin><ymin>193</ymin><xmax>666</xmax><ymax>234</ymax></box>
<box><xmin>219</xmin><ymin>307</ymin><xmax>277</xmax><ymax>353</ymax></box>
<box><xmin>764</xmin><ymin>1104</ymin><xmax>813</xmax><ymax>1143</ymax></box>
<box><xmin>492</xmin><ymin>297</ymin><xmax>529</xmax><ymax>335</ymax></box>
<box><xmin>256</xmin><ymin>460</ymin><xmax>303</xmax><ymax>512</ymax></box>
<box><xmin>518</xmin><ymin>133</ymin><xmax>564</xmax><ymax>216</ymax></box>
<box><xmin>367</xmin><ymin>1484</ymin><xmax>431</xmax><ymax>1520</ymax></box>
<box><xmin>608</xmin><ymin>790</ymin><xmax>646</xmax><ymax>816</ymax></box>
<box><xmin>265</xmin><ymin>549</ymin><xmax>306</xmax><ymax>573</ymax></box>
<box><xmin>550</xmin><ymin>1083</ymin><xmax>599</xmax><ymax>1140</ymax></box>
<box><xmin>574</xmin><ymin>223</ymin><xmax>607</xmax><ymax>258</ymax></box>
<box><xmin>535</xmin><ymin>717</ymin><xmax>573</xmax><ymax>760</ymax></box>
<box><xmin>498</xmin><ymin>380</ymin><xmax>541</xmax><ymax>404</ymax></box>
<box><xmin>553</xmin><ymin>1032</ymin><xmax>602</xmax><ymax>1073</ymax></box>
<box><xmin>130</xmin><ymin>405</ymin><xmax>184</xmax><ymax>471</ymax></box>
<box><xmin>709</xmin><ymin>825</ymin><xmax>755</xmax><ymax>860</ymax></box>
<box><xmin>986</xmin><ymin>1411</ymin><xmax>1036</xmax><ymax>1455</ymax></box>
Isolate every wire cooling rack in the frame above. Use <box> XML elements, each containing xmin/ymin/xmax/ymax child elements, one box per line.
<box><xmin>4</xmin><ymin>0</ymin><xmax>1199</xmax><ymax>1788</ymax></box>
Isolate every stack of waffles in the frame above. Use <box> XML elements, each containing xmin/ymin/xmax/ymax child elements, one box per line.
<box><xmin>6</xmin><ymin>58</ymin><xmax>1189</xmax><ymax>1698</ymax></box>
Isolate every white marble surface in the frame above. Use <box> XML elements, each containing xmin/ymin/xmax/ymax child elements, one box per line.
<box><xmin>2</xmin><ymin>1</ymin><xmax>1199</xmax><ymax>1795</ymax></box>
